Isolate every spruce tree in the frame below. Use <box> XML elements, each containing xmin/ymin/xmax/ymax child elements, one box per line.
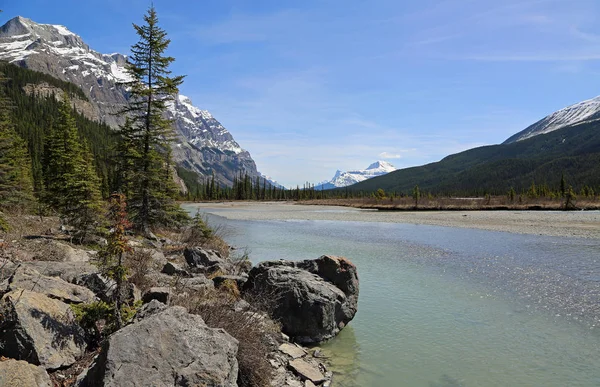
<box><xmin>119</xmin><ymin>6</ymin><xmax>186</xmax><ymax>232</ymax></box>
<box><xmin>43</xmin><ymin>94</ymin><xmax>102</xmax><ymax>238</ymax></box>
<box><xmin>0</xmin><ymin>71</ymin><xmax>35</xmax><ymax>213</ymax></box>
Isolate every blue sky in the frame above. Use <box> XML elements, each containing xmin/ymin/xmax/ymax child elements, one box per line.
<box><xmin>3</xmin><ymin>0</ymin><xmax>600</xmax><ymax>187</ymax></box>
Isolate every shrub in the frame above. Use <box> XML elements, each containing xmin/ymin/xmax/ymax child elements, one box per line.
<box><xmin>173</xmin><ymin>288</ymin><xmax>279</xmax><ymax>387</ymax></box>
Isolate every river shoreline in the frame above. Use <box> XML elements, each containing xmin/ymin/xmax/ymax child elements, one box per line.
<box><xmin>187</xmin><ymin>201</ymin><xmax>600</xmax><ymax>240</ymax></box>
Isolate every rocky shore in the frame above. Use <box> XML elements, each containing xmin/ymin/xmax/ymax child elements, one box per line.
<box><xmin>0</xmin><ymin>224</ymin><xmax>359</xmax><ymax>387</ymax></box>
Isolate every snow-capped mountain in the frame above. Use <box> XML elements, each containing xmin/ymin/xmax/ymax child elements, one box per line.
<box><xmin>504</xmin><ymin>95</ymin><xmax>600</xmax><ymax>144</ymax></box>
<box><xmin>316</xmin><ymin>161</ymin><xmax>396</xmax><ymax>190</ymax></box>
<box><xmin>0</xmin><ymin>16</ymin><xmax>267</xmax><ymax>186</ymax></box>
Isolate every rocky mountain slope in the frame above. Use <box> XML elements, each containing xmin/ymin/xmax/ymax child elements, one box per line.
<box><xmin>316</xmin><ymin>161</ymin><xmax>396</xmax><ymax>190</ymax></box>
<box><xmin>504</xmin><ymin>95</ymin><xmax>600</xmax><ymax>144</ymax></box>
<box><xmin>0</xmin><ymin>16</ymin><xmax>264</xmax><ymax>187</ymax></box>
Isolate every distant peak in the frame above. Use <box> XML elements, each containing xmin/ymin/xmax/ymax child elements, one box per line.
<box><xmin>367</xmin><ymin>160</ymin><xmax>395</xmax><ymax>170</ymax></box>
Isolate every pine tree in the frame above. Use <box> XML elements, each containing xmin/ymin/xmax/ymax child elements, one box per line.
<box><xmin>43</xmin><ymin>94</ymin><xmax>102</xmax><ymax>237</ymax></box>
<box><xmin>0</xmin><ymin>71</ymin><xmax>34</xmax><ymax>213</ymax></box>
<box><xmin>119</xmin><ymin>6</ymin><xmax>186</xmax><ymax>232</ymax></box>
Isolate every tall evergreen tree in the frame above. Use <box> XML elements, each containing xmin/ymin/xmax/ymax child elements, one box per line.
<box><xmin>43</xmin><ymin>94</ymin><xmax>102</xmax><ymax>237</ymax></box>
<box><xmin>0</xmin><ymin>71</ymin><xmax>34</xmax><ymax>213</ymax></box>
<box><xmin>119</xmin><ymin>6</ymin><xmax>186</xmax><ymax>232</ymax></box>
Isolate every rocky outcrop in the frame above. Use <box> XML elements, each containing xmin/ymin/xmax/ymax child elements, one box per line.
<box><xmin>0</xmin><ymin>358</ymin><xmax>52</xmax><ymax>387</ymax></box>
<box><xmin>243</xmin><ymin>255</ymin><xmax>359</xmax><ymax>344</ymax></box>
<box><xmin>0</xmin><ymin>290</ymin><xmax>87</xmax><ymax>370</ymax></box>
<box><xmin>7</xmin><ymin>266</ymin><xmax>96</xmax><ymax>304</ymax></box>
<box><xmin>184</xmin><ymin>247</ymin><xmax>251</xmax><ymax>276</ymax></box>
<box><xmin>77</xmin><ymin>305</ymin><xmax>239</xmax><ymax>386</ymax></box>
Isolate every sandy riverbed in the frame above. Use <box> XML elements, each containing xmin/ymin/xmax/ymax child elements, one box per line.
<box><xmin>187</xmin><ymin>202</ymin><xmax>600</xmax><ymax>240</ymax></box>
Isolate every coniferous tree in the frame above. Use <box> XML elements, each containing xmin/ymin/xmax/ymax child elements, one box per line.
<box><xmin>0</xmin><ymin>71</ymin><xmax>34</xmax><ymax>212</ymax></box>
<box><xmin>43</xmin><ymin>95</ymin><xmax>102</xmax><ymax>237</ymax></box>
<box><xmin>119</xmin><ymin>6</ymin><xmax>186</xmax><ymax>232</ymax></box>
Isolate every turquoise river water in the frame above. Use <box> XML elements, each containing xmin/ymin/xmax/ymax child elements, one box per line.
<box><xmin>183</xmin><ymin>204</ymin><xmax>600</xmax><ymax>387</ymax></box>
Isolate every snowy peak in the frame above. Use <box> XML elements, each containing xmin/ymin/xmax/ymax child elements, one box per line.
<box><xmin>169</xmin><ymin>94</ymin><xmax>245</xmax><ymax>155</ymax></box>
<box><xmin>0</xmin><ymin>16</ymin><xmax>130</xmax><ymax>84</ymax></box>
<box><xmin>317</xmin><ymin>161</ymin><xmax>397</xmax><ymax>189</ymax></box>
<box><xmin>504</xmin><ymin>95</ymin><xmax>600</xmax><ymax>144</ymax></box>
<box><xmin>366</xmin><ymin>160</ymin><xmax>396</xmax><ymax>172</ymax></box>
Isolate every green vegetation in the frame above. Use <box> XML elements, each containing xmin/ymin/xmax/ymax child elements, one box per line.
<box><xmin>118</xmin><ymin>6</ymin><xmax>187</xmax><ymax>232</ymax></box>
<box><xmin>43</xmin><ymin>94</ymin><xmax>103</xmax><ymax>236</ymax></box>
<box><xmin>340</xmin><ymin>120</ymin><xmax>600</xmax><ymax>197</ymax></box>
<box><xmin>0</xmin><ymin>71</ymin><xmax>34</xmax><ymax>213</ymax></box>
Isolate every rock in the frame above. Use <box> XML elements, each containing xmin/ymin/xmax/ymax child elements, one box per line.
<box><xmin>0</xmin><ymin>290</ymin><xmax>87</xmax><ymax>370</ymax></box>
<box><xmin>279</xmin><ymin>343</ymin><xmax>306</xmax><ymax>359</ymax></box>
<box><xmin>0</xmin><ymin>358</ymin><xmax>52</xmax><ymax>387</ymax></box>
<box><xmin>297</xmin><ymin>255</ymin><xmax>359</xmax><ymax>308</ymax></box>
<box><xmin>73</xmin><ymin>273</ymin><xmax>115</xmax><ymax>302</ymax></box>
<box><xmin>0</xmin><ymin>258</ymin><xmax>18</xmax><ymax>282</ymax></box>
<box><xmin>77</xmin><ymin>306</ymin><xmax>239</xmax><ymax>386</ymax></box>
<box><xmin>141</xmin><ymin>287</ymin><xmax>171</xmax><ymax>304</ymax></box>
<box><xmin>213</xmin><ymin>274</ymin><xmax>248</xmax><ymax>289</ymax></box>
<box><xmin>133</xmin><ymin>299</ymin><xmax>168</xmax><ymax>321</ymax></box>
<box><xmin>244</xmin><ymin>256</ymin><xmax>359</xmax><ymax>344</ymax></box>
<box><xmin>30</xmin><ymin>240</ymin><xmax>91</xmax><ymax>262</ymax></box>
<box><xmin>184</xmin><ymin>247</ymin><xmax>228</xmax><ymax>272</ymax></box>
<box><xmin>176</xmin><ymin>274</ymin><xmax>215</xmax><ymax>292</ymax></box>
<box><xmin>8</xmin><ymin>266</ymin><xmax>96</xmax><ymax>304</ymax></box>
<box><xmin>288</xmin><ymin>359</ymin><xmax>325</xmax><ymax>384</ymax></box>
<box><xmin>22</xmin><ymin>261</ymin><xmax>97</xmax><ymax>283</ymax></box>
<box><xmin>305</xmin><ymin>381</ymin><xmax>317</xmax><ymax>387</ymax></box>
<box><xmin>161</xmin><ymin>261</ymin><xmax>189</xmax><ymax>277</ymax></box>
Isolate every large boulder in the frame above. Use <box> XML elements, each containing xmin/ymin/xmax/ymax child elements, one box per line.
<box><xmin>184</xmin><ymin>247</ymin><xmax>226</xmax><ymax>272</ymax></box>
<box><xmin>7</xmin><ymin>266</ymin><xmax>96</xmax><ymax>304</ymax></box>
<box><xmin>22</xmin><ymin>261</ymin><xmax>97</xmax><ymax>283</ymax></box>
<box><xmin>77</xmin><ymin>306</ymin><xmax>239</xmax><ymax>386</ymax></box>
<box><xmin>243</xmin><ymin>255</ymin><xmax>359</xmax><ymax>344</ymax></box>
<box><xmin>0</xmin><ymin>290</ymin><xmax>87</xmax><ymax>370</ymax></box>
<box><xmin>0</xmin><ymin>358</ymin><xmax>52</xmax><ymax>387</ymax></box>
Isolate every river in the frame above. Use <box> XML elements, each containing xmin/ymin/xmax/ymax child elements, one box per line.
<box><xmin>183</xmin><ymin>203</ymin><xmax>600</xmax><ymax>387</ymax></box>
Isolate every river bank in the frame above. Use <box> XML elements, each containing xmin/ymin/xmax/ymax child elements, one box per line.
<box><xmin>190</xmin><ymin>202</ymin><xmax>600</xmax><ymax>387</ymax></box>
<box><xmin>187</xmin><ymin>202</ymin><xmax>600</xmax><ymax>240</ymax></box>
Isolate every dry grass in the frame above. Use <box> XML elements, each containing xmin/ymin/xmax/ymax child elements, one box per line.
<box><xmin>302</xmin><ymin>195</ymin><xmax>600</xmax><ymax>211</ymax></box>
<box><xmin>124</xmin><ymin>249</ymin><xmax>156</xmax><ymax>293</ymax></box>
<box><xmin>173</xmin><ymin>287</ymin><xmax>280</xmax><ymax>387</ymax></box>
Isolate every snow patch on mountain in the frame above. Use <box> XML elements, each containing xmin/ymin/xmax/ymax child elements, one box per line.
<box><xmin>316</xmin><ymin>161</ymin><xmax>396</xmax><ymax>189</ymax></box>
<box><xmin>504</xmin><ymin>95</ymin><xmax>600</xmax><ymax>144</ymax></box>
<box><xmin>0</xmin><ymin>16</ymin><xmax>130</xmax><ymax>84</ymax></box>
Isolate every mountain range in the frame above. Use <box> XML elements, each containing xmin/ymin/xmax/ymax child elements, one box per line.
<box><xmin>348</xmin><ymin>96</ymin><xmax>600</xmax><ymax>194</ymax></box>
<box><xmin>0</xmin><ymin>16</ymin><xmax>266</xmax><ymax>187</ymax></box>
<box><xmin>316</xmin><ymin>161</ymin><xmax>396</xmax><ymax>190</ymax></box>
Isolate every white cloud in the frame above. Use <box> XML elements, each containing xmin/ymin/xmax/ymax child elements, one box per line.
<box><xmin>379</xmin><ymin>152</ymin><xmax>403</xmax><ymax>159</ymax></box>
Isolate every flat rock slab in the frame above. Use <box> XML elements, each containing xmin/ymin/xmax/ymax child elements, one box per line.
<box><xmin>22</xmin><ymin>261</ymin><xmax>97</xmax><ymax>283</ymax></box>
<box><xmin>0</xmin><ymin>290</ymin><xmax>87</xmax><ymax>370</ymax></box>
<box><xmin>0</xmin><ymin>358</ymin><xmax>51</xmax><ymax>387</ymax></box>
<box><xmin>8</xmin><ymin>266</ymin><xmax>96</xmax><ymax>304</ymax></box>
<box><xmin>279</xmin><ymin>343</ymin><xmax>306</xmax><ymax>359</ymax></box>
<box><xmin>288</xmin><ymin>359</ymin><xmax>325</xmax><ymax>384</ymax></box>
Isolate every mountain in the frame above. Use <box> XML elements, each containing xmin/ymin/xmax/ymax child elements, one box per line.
<box><xmin>316</xmin><ymin>161</ymin><xmax>396</xmax><ymax>190</ymax></box>
<box><xmin>504</xmin><ymin>95</ymin><xmax>600</xmax><ymax>144</ymax></box>
<box><xmin>347</xmin><ymin>120</ymin><xmax>600</xmax><ymax>195</ymax></box>
<box><xmin>0</xmin><ymin>16</ymin><xmax>267</xmax><ymax>187</ymax></box>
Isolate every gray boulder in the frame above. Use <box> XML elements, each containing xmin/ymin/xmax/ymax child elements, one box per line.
<box><xmin>0</xmin><ymin>358</ymin><xmax>52</xmax><ymax>387</ymax></box>
<box><xmin>141</xmin><ymin>287</ymin><xmax>171</xmax><ymax>304</ymax></box>
<box><xmin>73</xmin><ymin>272</ymin><xmax>115</xmax><ymax>302</ymax></box>
<box><xmin>8</xmin><ymin>266</ymin><xmax>96</xmax><ymax>304</ymax></box>
<box><xmin>184</xmin><ymin>247</ymin><xmax>229</xmax><ymax>274</ymax></box>
<box><xmin>77</xmin><ymin>306</ymin><xmax>239</xmax><ymax>386</ymax></box>
<box><xmin>244</xmin><ymin>256</ymin><xmax>359</xmax><ymax>344</ymax></box>
<box><xmin>0</xmin><ymin>290</ymin><xmax>87</xmax><ymax>370</ymax></box>
<box><xmin>161</xmin><ymin>261</ymin><xmax>189</xmax><ymax>277</ymax></box>
<box><xmin>22</xmin><ymin>261</ymin><xmax>97</xmax><ymax>283</ymax></box>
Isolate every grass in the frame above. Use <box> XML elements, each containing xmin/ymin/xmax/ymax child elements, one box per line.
<box><xmin>301</xmin><ymin>195</ymin><xmax>600</xmax><ymax>211</ymax></box>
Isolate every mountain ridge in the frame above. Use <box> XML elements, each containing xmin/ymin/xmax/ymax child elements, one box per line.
<box><xmin>316</xmin><ymin>160</ymin><xmax>396</xmax><ymax>190</ymax></box>
<box><xmin>0</xmin><ymin>15</ymin><xmax>270</xmax><ymax>187</ymax></box>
